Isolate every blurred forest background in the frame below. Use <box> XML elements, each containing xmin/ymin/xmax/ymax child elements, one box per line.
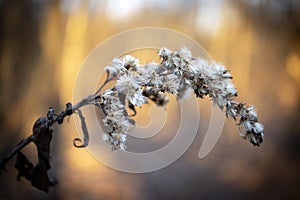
<box><xmin>0</xmin><ymin>0</ymin><xmax>300</xmax><ymax>199</ymax></box>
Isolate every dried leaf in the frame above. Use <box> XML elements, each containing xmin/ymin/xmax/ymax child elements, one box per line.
<box><xmin>73</xmin><ymin>109</ymin><xmax>89</xmax><ymax>148</ymax></box>
<box><xmin>15</xmin><ymin>152</ymin><xmax>56</xmax><ymax>193</ymax></box>
<box><xmin>15</xmin><ymin>152</ymin><xmax>33</xmax><ymax>181</ymax></box>
<box><xmin>32</xmin><ymin>117</ymin><xmax>53</xmax><ymax>170</ymax></box>
<box><xmin>14</xmin><ymin>117</ymin><xmax>56</xmax><ymax>192</ymax></box>
<box><xmin>128</xmin><ymin>102</ymin><xmax>137</xmax><ymax>116</ymax></box>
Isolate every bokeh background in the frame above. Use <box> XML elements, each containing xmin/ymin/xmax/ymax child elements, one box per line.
<box><xmin>0</xmin><ymin>0</ymin><xmax>300</xmax><ymax>199</ymax></box>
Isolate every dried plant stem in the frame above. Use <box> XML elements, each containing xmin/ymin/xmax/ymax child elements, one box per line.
<box><xmin>0</xmin><ymin>135</ymin><xmax>34</xmax><ymax>172</ymax></box>
<box><xmin>0</xmin><ymin>47</ymin><xmax>264</xmax><ymax>192</ymax></box>
<box><xmin>72</xmin><ymin>95</ymin><xmax>95</xmax><ymax>111</ymax></box>
<box><xmin>0</xmin><ymin>83</ymin><xmax>104</xmax><ymax>172</ymax></box>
